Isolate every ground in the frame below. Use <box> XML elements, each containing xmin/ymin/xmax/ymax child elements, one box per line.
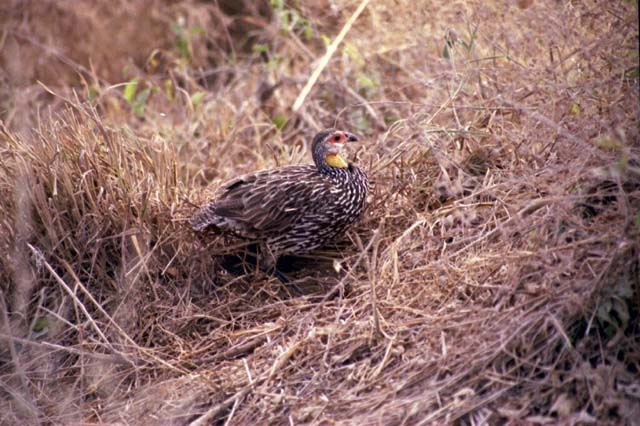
<box><xmin>0</xmin><ymin>0</ymin><xmax>639</xmax><ymax>424</ymax></box>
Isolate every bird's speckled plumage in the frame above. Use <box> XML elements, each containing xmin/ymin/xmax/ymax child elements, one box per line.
<box><xmin>190</xmin><ymin>129</ymin><xmax>369</xmax><ymax>266</ymax></box>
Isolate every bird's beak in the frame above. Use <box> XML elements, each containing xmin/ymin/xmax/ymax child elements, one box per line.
<box><xmin>345</xmin><ymin>132</ymin><xmax>359</xmax><ymax>142</ymax></box>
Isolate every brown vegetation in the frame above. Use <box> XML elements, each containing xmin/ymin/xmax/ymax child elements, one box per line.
<box><xmin>1</xmin><ymin>0</ymin><xmax>638</xmax><ymax>424</ymax></box>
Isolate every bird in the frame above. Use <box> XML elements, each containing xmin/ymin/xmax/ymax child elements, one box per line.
<box><xmin>190</xmin><ymin>128</ymin><xmax>369</xmax><ymax>281</ymax></box>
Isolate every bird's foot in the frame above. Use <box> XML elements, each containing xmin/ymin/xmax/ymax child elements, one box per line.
<box><xmin>269</xmin><ymin>267</ymin><xmax>306</xmax><ymax>294</ymax></box>
<box><xmin>272</xmin><ymin>267</ymin><xmax>290</xmax><ymax>283</ymax></box>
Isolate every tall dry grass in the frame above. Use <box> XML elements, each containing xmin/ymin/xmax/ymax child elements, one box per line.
<box><xmin>1</xmin><ymin>0</ymin><xmax>638</xmax><ymax>424</ymax></box>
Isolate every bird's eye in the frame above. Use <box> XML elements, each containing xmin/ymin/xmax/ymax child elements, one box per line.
<box><xmin>333</xmin><ymin>135</ymin><xmax>341</xmax><ymax>142</ymax></box>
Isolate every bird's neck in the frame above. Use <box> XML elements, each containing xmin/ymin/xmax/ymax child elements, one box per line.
<box><xmin>315</xmin><ymin>154</ymin><xmax>351</xmax><ymax>175</ymax></box>
<box><xmin>324</xmin><ymin>154</ymin><xmax>348</xmax><ymax>168</ymax></box>
<box><xmin>313</xmin><ymin>147</ymin><xmax>350</xmax><ymax>174</ymax></box>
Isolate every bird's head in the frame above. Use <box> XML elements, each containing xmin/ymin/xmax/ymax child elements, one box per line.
<box><xmin>311</xmin><ymin>129</ymin><xmax>359</xmax><ymax>170</ymax></box>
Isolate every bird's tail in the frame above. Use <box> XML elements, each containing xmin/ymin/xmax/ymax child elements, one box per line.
<box><xmin>189</xmin><ymin>204</ymin><xmax>223</xmax><ymax>231</ymax></box>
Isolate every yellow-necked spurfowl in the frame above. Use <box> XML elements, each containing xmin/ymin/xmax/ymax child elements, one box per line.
<box><xmin>190</xmin><ymin>129</ymin><xmax>369</xmax><ymax>281</ymax></box>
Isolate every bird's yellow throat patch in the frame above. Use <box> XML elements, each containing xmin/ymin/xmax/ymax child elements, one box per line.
<box><xmin>325</xmin><ymin>154</ymin><xmax>348</xmax><ymax>168</ymax></box>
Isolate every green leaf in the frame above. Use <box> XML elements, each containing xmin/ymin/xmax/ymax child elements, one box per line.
<box><xmin>133</xmin><ymin>87</ymin><xmax>151</xmax><ymax>117</ymax></box>
<box><xmin>164</xmin><ymin>79</ymin><xmax>174</xmax><ymax>101</ymax></box>
<box><xmin>272</xmin><ymin>114</ymin><xmax>286</xmax><ymax>130</ymax></box>
<box><xmin>189</xmin><ymin>26</ymin><xmax>204</xmax><ymax>36</ymax></box>
<box><xmin>595</xmin><ymin>137</ymin><xmax>621</xmax><ymax>149</ymax></box>
<box><xmin>570</xmin><ymin>102</ymin><xmax>581</xmax><ymax>115</ymax></box>
<box><xmin>343</xmin><ymin>42</ymin><xmax>364</xmax><ymax>66</ymax></box>
<box><xmin>303</xmin><ymin>25</ymin><xmax>313</xmax><ymax>40</ymax></box>
<box><xmin>253</xmin><ymin>43</ymin><xmax>270</xmax><ymax>54</ymax></box>
<box><xmin>384</xmin><ymin>115</ymin><xmax>400</xmax><ymax>125</ymax></box>
<box><xmin>321</xmin><ymin>34</ymin><xmax>331</xmax><ymax>46</ymax></box>
<box><xmin>356</xmin><ymin>74</ymin><xmax>378</xmax><ymax>91</ymax></box>
<box><xmin>442</xmin><ymin>45</ymin><xmax>450</xmax><ymax>59</ymax></box>
<box><xmin>87</xmin><ymin>86</ymin><xmax>99</xmax><ymax>102</ymax></box>
<box><xmin>123</xmin><ymin>79</ymin><xmax>139</xmax><ymax>104</ymax></box>
<box><xmin>267</xmin><ymin>57</ymin><xmax>281</xmax><ymax>70</ymax></box>
<box><xmin>279</xmin><ymin>10</ymin><xmax>291</xmax><ymax>30</ymax></box>
<box><xmin>190</xmin><ymin>91</ymin><xmax>205</xmax><ymax>108</ymax></box>
<box><xmin>33</xmin><ymin>317</ymin><xmax>48</xmax><ymax>332</ymax></box>
<box><xmin>176</xmin><ymin>36</ymin><xmax>190</xmax><ymax>58</ymax></box>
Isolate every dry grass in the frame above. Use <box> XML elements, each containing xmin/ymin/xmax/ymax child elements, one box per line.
<box><xmin>1</xmin><ymin>0</ymin><xmax>639</xmax><ymax>424</ymax></box>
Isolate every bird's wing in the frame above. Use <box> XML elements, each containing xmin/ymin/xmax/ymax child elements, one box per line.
<box><xmin>192</xmin><ymin>166</ymin><xmax>332</xmax><ymax>234</ymax></box>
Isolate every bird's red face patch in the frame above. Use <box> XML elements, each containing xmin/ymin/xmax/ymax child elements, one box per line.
<box><xmin>328</xmin><ymin>132</ymin><xmax>346</xmax><ymax>144</ymax></box>
<box><xmin>326</xmin><ymin>132</ymin><xmax>346</xmax><ymax>155</ymax></box>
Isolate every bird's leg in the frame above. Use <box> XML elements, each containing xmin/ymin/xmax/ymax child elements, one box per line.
<box><xmin>258</xmin><ymin>242</ymin><xmax>290</xmax><ymax>284</ymax></box>
<box><xmin>259</xmin><ymin>245</ymin><xmax>304</xmax><ymax>293</ymax></box>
